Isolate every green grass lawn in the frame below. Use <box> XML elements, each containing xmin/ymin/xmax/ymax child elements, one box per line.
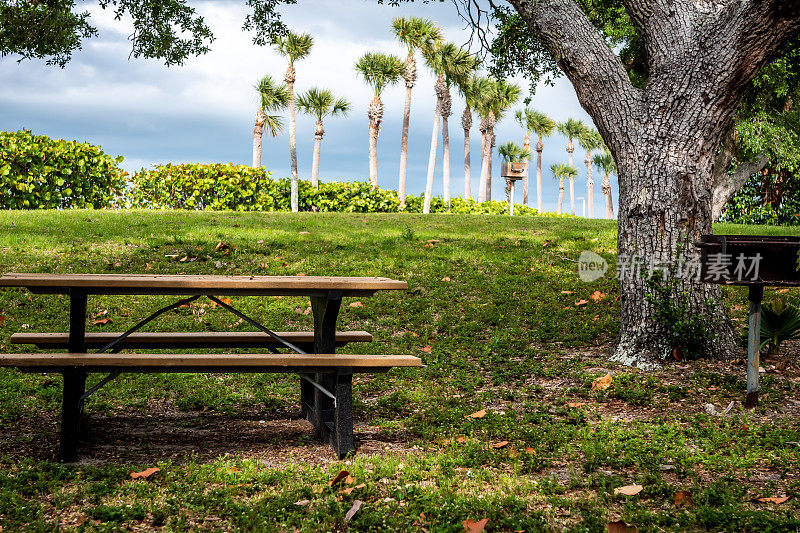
<box><xmin>0</xmin><ymin>211</ymin><xmax>798</xmax><ymax>532</ymax></box>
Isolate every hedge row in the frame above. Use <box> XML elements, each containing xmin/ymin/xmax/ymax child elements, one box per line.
<box><xmin>0</xmin><ymin>130</ymin><xmax>126</xmax><ymax>209</ymax></box>
<box><xmin>129</xmin><ymin>163</ymin><xmax>568</xmax><ymax>216</ymax></box>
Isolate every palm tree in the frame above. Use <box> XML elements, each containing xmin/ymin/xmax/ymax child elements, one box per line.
<box><xmin>273</xmin><ymin>31</ymin><xmax>313</xmax><ymax>213</ymax></box>
<box><xmin>392</xmin><ymin>17</ymin><xmax>442</xmax><ymax>206</ymax></box>
<box><xmin>252</xmin><ymin>75</ymin><xmax>290</xmax><ymax>169</ymax></box>
<box><xmin>296</xmin><ymin>88</ymin><xmax>350</xmax><ymax>188</ymax></box>
<box><xmin>475</xmin><ymin>79</ymin><xmax>521</xmax><ymax>202</ymax></box>
<box><xmin>594</xmin><ymin>151</ymin><xmax>617</xmax><ymax>219</ymax></box>
<box><xmin>523</xmin><ymin>110</ymin><xmax>555</xmax><ymax>212</ymax></box>
<box><xmin>456</xmin><ymin>75</ymin><xmax>492</xmax><ymax>200</ymax></box>
<box><xmin>354</xmin><ymin>52</ymin><xmax>405</xmax><ymax>189</ymax></box>
<box><xmin>577</xmin><ymin>126</ymin><xmax>603</xmax><ymax>218</ymax></box>
<box><xmin>421</xmin><ymin>41</ymin><xmax>474</xmax><ymax>213</ymax></box>
<box><xmin>556</xmin><ymin>118</ymin><xmax>585</xmax><ymax>215</ymax></box>
<box><xmin>551</xmin><ymin>163</ymin><xmax>577</xmax><ymax>215</ymax></box>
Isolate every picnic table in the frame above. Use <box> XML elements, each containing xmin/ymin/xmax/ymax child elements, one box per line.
<box><xmin>0</xmin><ymin>273</ymin><xmax>420</xmax><ymax>460</ymax></box>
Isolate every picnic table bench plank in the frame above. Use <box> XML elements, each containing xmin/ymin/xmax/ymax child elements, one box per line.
<box><xmin>10</xmin><ymin>331</ymin><xmax>373</xmax><ymax>350</ymax></box>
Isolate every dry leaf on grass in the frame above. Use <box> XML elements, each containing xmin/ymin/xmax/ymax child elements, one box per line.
<box><xmin>329</xmin><ymin>470</ymin><xmax>350</xmax><ymax>487</ymax></box>
<box><xmin>606</xmin><ymin>521</ymin><xmax>638</xmax><ymax>533</ymax></box>
<box><xmin>343</xmin><ymin>483</ymin><xmax>366</xmax><ymax>495</ymax></box>
<box><xmin>294</xmin><ymin>500</ymin><xmax>310</xmax><ymax>506</ymax></box>
<box><xmin>614</xmin><ymin>484</ymin><xmax>643</xmax><ymax>496</ymax></box>
<box><xmin>466</xmin><ymin>409</ymin><xmax>487</xmax><ymax>419</ymax></box>
<box><xmin>591</xmin><ymin>291</ymin><xmax>607</xmax><ymax>301</ymax></box>
<box><xmin>674</xmin><ymin>490</ymin><xmax>693</xmax><ymax>508</ymax></box>
<box><xmin>575</xmin><ymin>299</ymin><xmax>589</xmax><ymax>306</ymax></box>
<box><xmin>567</xmin><ymin>402</ymin><xmax>587</xmax><ymax>408</ymax></box>
<box><xmin>493</xmin><ymin>441</ymin><xmax>509</xmax><ymax>449</ymax></box>
<box><xmin>592</xmin><ymin>373</ymin><xmax>613</xmax><ymax>390</ymax></box>
<box><xmin>92</xmin><ymin>318</ymin><xmax>112</xmax><ymax>325</ymax></box>
<box><xmin>755</xmin><ymin>496</ymin><xmax>790</xmax><ymax>504</ymax></box>
<box><xmin>299</xmin><ymin>231</ymin><xmax>310</xmax><ymax>235</ymax></box>
<box><xmin>462</xmin><ymin>518</ymin><xmax>488</xmax><ymax>532</ymax></box>
<box><xmin>349</xmin><ymin>301</ymin><xmax>363</xmax><ymax>308</ymax></box>
<box><xmin>441</xmin><ymin>277</ymin><xmax>451</xmax><ymax>281</ymax></box>
<box><xmin>130</xmin><ymin>467</ymin><xmax>160</xmax><ymax>479</ymax></box>
<box><xmin>421</xmin><ymin>345</ymin><xmax>432</xmax><ymax>353</ymax></box>
<box><xmin>345</xmin><ymin>500</ymin><xmax>362</xmax><ymax>521</ymax></box>
<box><xmin>561</xmin><ymin>290</ymin><xmax>573</xmax><ymax>294</ymax></box>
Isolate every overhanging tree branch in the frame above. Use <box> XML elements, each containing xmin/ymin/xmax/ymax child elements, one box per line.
<box><xmin>507</xmin><ymin>0</ymin><xmax>642</xmax><ymax>150</ymax></box>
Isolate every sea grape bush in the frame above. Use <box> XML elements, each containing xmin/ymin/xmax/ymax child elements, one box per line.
<box><xmin>129</xmin><ymin>163</ymin><xmax>569</xmax><ymax>216</ymax></box>
<box><xmin>0</xmin><ymin>130</ymin><xmax>126</xmax><ymax>209</ymax></box>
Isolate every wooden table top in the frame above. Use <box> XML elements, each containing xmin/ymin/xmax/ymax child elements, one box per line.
<box><xmin>0</xmin><ymin>273</ymin><xmax>407</xmax><ymax>296</ymax></box>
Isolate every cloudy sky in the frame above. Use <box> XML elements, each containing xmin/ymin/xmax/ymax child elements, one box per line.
<box><xmin>0</xmin><ymin>0</ymin><xmax>616</xmax><ymax>215</ymax></box>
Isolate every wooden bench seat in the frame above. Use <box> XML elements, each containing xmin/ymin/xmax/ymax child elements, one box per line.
<box><xmin>10</xmin><ymin>331</ymin><xmax>372</xmax><ymax>350</ymax></box>
<box><xmin>0</xmin><ymin>352</ymin><xmax>420</xmax><ymax>370</ymax></box>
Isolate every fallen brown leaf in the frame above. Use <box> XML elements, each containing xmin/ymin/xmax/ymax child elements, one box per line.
<box><xmin>421</xmin><ymin>345</ymin><xmax>432</xmax><ymax>353</ymax></box>
<box><xmin>343</xmin><ymin>483</ymin><xmax>366</xmax><ymax>495</ymax></box>
<box><xmin>329</xmin><ymin>470</ymin><xmax>350</xmax><ymax>487</ymax></box>
<box><xmin>606</xmin><ymin>521</ymin><xmax>638</xmax><ymax>533</ymax></box>
<box><xmin>294</xmin><ymin>500</ymin><xmax>310</xmax><ymax>506</ymax></box>
<box><xmin>567</xmin><ymin>402</ymin><xmax>587</xmax><ymax>408</ymax></box>
<box><xmin>462</xmin><ymin>518</ymin><xmax>488</xmax><ymax>533</ymax></box>
<box><xmin>349</xmin><ymin>301</ymin><xmax>363</xmax><ymax>308</ymax></box>
<box><xmin>493</xmin><ymin>441</ymin><xmax>509</xmax><ymax>449</ymax></box>
<box><xmin>614</xmin><ymin>484</ymin><xmax>643</xmax><ymax>496</ymax></box>
<box><xmin>441</xmin><ymin>277</ymin><xmax>451</xmax><ymax>281</ymax></box>
<box><xmin>674</xmin><ymin>490</ymin><xmax>693</xmax><ymax>508</ymax></box>
<box><xmin>575</xmin><ymin>299</ymin><xmax>589</xmax><ymax>306</ymax></box>
<box><xmin>92</xmin><ymin>318</ymin><xmax>113</xmax><ymax>326</ymax></box>
<box><xmin>467</xmin><ymin>409</ymin><xmax>487</xmax><ymax>419</ymax></box>
<box><xmin>592</xmin><ymin>373</ymin><xmax>613</xmax><ymax>391</ymax></box>
<box><xmin>591</xmin><ymin>290</ymin><xmax>607</xmax><ymax>301</ymax></box>
<box><xmin>456</xmin><ymin>436</ymin><xmax>466</xmax><ymax>443</ymax></box>
<box><xmin>130</xmin><ymin>467</ymin><xmax>160</xmax><ymax>479</ymax></box>
<box><xmin>561</xmin><ymin>290</ymin><xmax>573</xmax><ymax>294</ymax></box>
<box><xmin>755</xmin><ymin>496</ymin><xmax>790</xmax><ymax>504</ymax></box>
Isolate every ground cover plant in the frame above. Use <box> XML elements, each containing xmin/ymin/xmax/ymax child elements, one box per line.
<box><xmin>0</xmin><ymin>211</ymin><xmax>798</xmax><ymax>531</ymax></box>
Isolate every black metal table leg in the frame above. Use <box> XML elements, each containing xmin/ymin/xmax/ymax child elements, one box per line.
<box><xmin>306</xmin><ymin>291</ymin><xmax>343</xmax><ymax>441</ymax></box>
<box><xmin>61</xmin><ymin>289</ymin><xmax>88</xmax><ymax>462</ymax></box>
<box><xmin>332</xmin><ymin>368</ymin><xmax>355</xmax><ymax>459</ymax></box>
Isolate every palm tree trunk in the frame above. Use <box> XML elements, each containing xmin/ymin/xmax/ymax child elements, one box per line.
<box><xmin>603</xmin><ymin>172</ymin><xmax>614</xmax><ymax>218</ymax></box>
<box><xmin>567</xmin><ymin>142</ymin><xmax>575</xmax><ymax>215</ymax></box>
<box><xmin>312</xmin><ymin>120</ymin><xmax>323</xmax><ymax>188</ymax></box>
<box><xmin>253</xmin><ymin>108</ymin><xmax>265</xmax><ymax>168</ymax></box>
<box><xmin>478</xmin><ymin>132</ymin><xmax>490</xmax><ymax>202</ymax></box>
<box><xmin>367</xmin><ymin>94</ymin><xmax>384</xmax><ymax>189</ymax></box>
<box><xmin>487</xmin><ymin>131</ymin><xmax>495</xmax><ymax>202</ymax></box>
<box><xmin>585</xmin><ymin>150</ymin><xmax>594</xmax><ymax>218</ymax></box>
<box><xmin>463</xmin><ymin>106</ymin><xmax>472</xmax><ymax>200</ymax></box>
<box><xmin>287</xmin><ymin>73</ymin><xmax>299</xmax><ymax>213</ymax></box>
<box><xmin>442</xmin><ymin>115</ymin><xmax>450</xmax><ymax>210</ymax></box>
<box><xmin>398</xmin><ymin>55</ymin><xmax>416</xmax><ymax>207</ymax></box>
<box><xmin>423</xmin><ymin>103</ymin><xmax>441</xmax><ymax>214</ymax></box>
<box><xmin>522</xmin><ymin>130</ymin><xmax>530</xmax><ymax>205</ymax></box>
<box><xmin>558</xmin><ymin>179</ymin><xmax>564</xmax><ymax>214</ymax></box>
<box><xmin>369</xmin><ymin>120</ymin><xmax>379</xmax><ymax>189</ymax></box>
<box><xmin>536</xmin><ymin>138</ymin><xmax>543</xmax><ymax>211</ymax></box>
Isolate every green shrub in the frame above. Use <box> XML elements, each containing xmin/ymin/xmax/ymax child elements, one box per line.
<box><xmin>129</xmin><ymin>163</ymin><xmax>573</xmax><ymax>217</ymax></box>
<box><xmin>0</xmin><ymin>130</ymin><xmax>126</xmax><ymax>209</ymax></box>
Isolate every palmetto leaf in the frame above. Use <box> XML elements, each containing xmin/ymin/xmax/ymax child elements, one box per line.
<box><xmin>354</xmin><ymin>52</ymin><xmax>405</xmax><ymax>95</ymax></box>
<box><xmin>254</xmin><ymin>75</ymin><xmax>290</xmax><ymax>112</ymax></box>
<box><xmin>759</xmin><ymin>298</ymin><xmax>800</xmax><ymax>354</ymax></box>
<box><xmin>272</xmin><ymin>31</ymin><xmax>314</xmax><ymax>64</ymax></box>
<box><xmin>296</xmin><ymin>88</ymin><xmax>351</xmax><ymax>121</ymax></box>
<box><xmin>525</xmin><ymin>110</ymin><xmax>556</xmax><ymax>138</ymax></box>
<box><xmin>263</xmin><ymin>114</ymin><xmax>285</xmax><ymax>137</ymax></box>
<box><xmin>551</xmin><ymin>163</ymin><xmax>578</xmax><ymax>181</ymax></box>
<box><xmin>392</xmin><ymin>17</ymin><xmax>442</xmax><ymax>53</ymax></box>
<box><xmin>498</xmin><ymin>141</ymin><xmax>531</xmax><ymax>162</ymax></box>
<box><xmin>577</xmin><ymin>127</ymin><xmax>603</xmax><ymax>152</ymax></box>
<box><xmin>593</xmin><ymin>152</ymin><xmax>617</xmax><ymax>176</ymax></box>
<box><xmin>557</xmin><ymin>118</ymin><xmax>586</xmax><ymax>141</ymax></box>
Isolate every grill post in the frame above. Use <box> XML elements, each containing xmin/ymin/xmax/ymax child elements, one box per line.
<box><xmin>745</xmin><ymin>285</ymin><xmax>764</xmax><ymax>408</ymax></box>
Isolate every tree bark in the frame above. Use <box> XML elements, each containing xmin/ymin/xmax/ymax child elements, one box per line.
<box><xmin>522</xmin><ymin>130</ymin><xmax>531</xmax><ymax>205</ymax></box>
<box><xmin>567</xmin><ymin>140</ymin><xmax>575</xmax><ymax>215</ymax></box>
<box><xmin>398</xmin><ymin>54</ymin><xmax>417</xmax><ymax>207</ymax></box>
<box><xmin>312</xmin><ymin>120</ymin><xmax>324</xmax><ymax>188</ymax></box>
<box><xmin>585</xmin><ymin>150</ymin><xmax>594</xmax><ymax>218</ymax></box>
<box><xmin>463</xmin><ymin>106</ymin><xmax>472</xmax><ymax>200</ymax></box>
<box><xmin>478</xmin><ymin>129</ymin><xmax>487</xmax><ymax>202</ymax></box>
<box><xmin>557</xmin><ymin>179</ymin><xmax>564</xmax><ymax>214</ymax></box>
<box><xmin>253</xmin><ymin>107</ymin><xmax>265</xmax><ymax>168</ymax></box>
<box><xmin>424</xmin><ymin>103</ymin><xmax>441</xmax><ymax>213</ymax></box>
<box><xmin>487</xmin><ymin>131</ymin><xmax>496</xmax><ymax>201</ymax></box>
<box><xmin>507</xmin><ymin>0</ymin><xmax>800</xmax><ymax>367</ymax></box>
<box><xmin>602</xmin><ymin>172</ymin><xmax>613</xmax><ymax>219</ymax></box>
<box><xmin>286</xmin><ymin>65</ymin><xmax>299</xmax><ymax>213</ymax></box>
<box><xmin>536</xmin><ymin>138</ymin><xmax>543</xmax><ymax>211</ymax></box>
<box><xmin>441</xmin><ymin>84</ymin><xmax>452</xmax><ymax>210</ymax></box>
<box><xmin>367</xmin><ymin>94</ymin><xmax>384</xmax><ymax>189</ymax></box>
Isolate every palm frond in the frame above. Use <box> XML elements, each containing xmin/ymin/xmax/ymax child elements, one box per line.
<box><xmin>254</xmin><ymin>75</ymin><xmax>290</xmax><ymax>112</ymax></box>
<box><xmin>354</xmin><ymin>52</ymin><xmax>405</xmax><ymax>95</ymax></box>
<box><xmin>577</xmin><ymin>127</ymin><xmax>603</xmax><ymax>152</ymax></box>
<box><xmin>273</xmin><ymin>31</ymin><xmax>314</xmax><ymax>64</ymax></box>
<box><xmin>557</xmin><ymin>118</ymin><xmax>585</xmax><ymax>140</ymax></box>
<box><xmin>526</xmin><ymin>110</ymin><xmax>556</xmax><ymax>138</ymax></box>
<box><xmin>263</xmin><ymin>114</ymin><xmax>285</xmax><ymax>137</ymax></box>
<box><xmin>593</xmin><ymin>152</ymin><xmax>617</xmax><ymax>176</ymax></box>
<box><xmin>392</xmin><ymin>17</ymin><xmax>442</xmax><ymax>53</ymax></box>
<box><xmin>551</xmin><ymin>163</ymin><xmax>578</xmax><ymax>180</ymax></box>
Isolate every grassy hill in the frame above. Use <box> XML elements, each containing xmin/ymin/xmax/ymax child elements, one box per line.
<box><xmin>0</xmin><ymin>211</ymin><xmax>798</xmax><ymax>531</ymax></box>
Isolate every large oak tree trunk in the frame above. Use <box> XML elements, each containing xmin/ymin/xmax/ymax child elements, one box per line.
<box><xmin>507</xmin><ymin>0</ymin><xmax>800</xmax><ymax>367</ymax></box>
